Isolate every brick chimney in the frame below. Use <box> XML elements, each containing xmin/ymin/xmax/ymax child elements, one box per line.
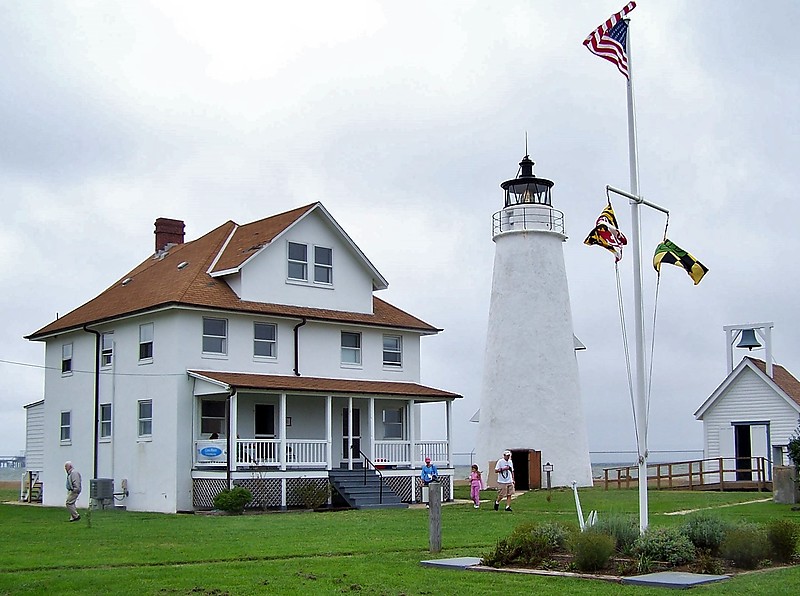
<box><xmin>154</xmin><ymin>218</ymin><xmax>185</xmax><ymax>253</ymax></box>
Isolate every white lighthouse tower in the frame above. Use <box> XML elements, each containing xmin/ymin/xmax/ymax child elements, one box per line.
<box><xmin>476</xmin><ymin>154</ymin><xmax>593</xmax><ymax>488</ymax></box>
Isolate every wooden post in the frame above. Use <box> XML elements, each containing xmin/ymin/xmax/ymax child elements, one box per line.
<box><xmin>603</xmin><ymin>469</ymin><xmax>609</xmax><ymax>491</ymax></box>
<box><xmin>719</xmin><ymin>457</ymin><xmax>725</xmax><ymax>491</ymax></box>
<box><xmin>428</xmin><ymin>481</ymin><xmax>442</xmax><ymax>553</ymax></box>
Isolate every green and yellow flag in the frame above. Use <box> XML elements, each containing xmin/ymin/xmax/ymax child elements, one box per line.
<box><xmin>653</xmin><ymin>239</ymin><xmax>708</xmax><ymax>285</ymax></box>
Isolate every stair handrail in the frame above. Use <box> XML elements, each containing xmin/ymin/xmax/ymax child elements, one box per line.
<box><xmin>351</xmin><ymin>445</ymin><xmax>384</xmax><ymax>504</ymax></box>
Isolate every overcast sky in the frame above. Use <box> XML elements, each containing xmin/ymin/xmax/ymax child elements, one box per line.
<box><xmin>2</xmin><ymin>1</ymin><xmax>798</xmax><ymax>462</ymax></box>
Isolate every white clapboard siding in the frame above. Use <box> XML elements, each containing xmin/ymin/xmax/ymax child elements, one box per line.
<box><xmin>24</xmin><ymin>401</ymin><xmax>45</xmax><ymax>471</ymax></box>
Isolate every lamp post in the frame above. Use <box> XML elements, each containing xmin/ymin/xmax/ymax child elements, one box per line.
<box><xmin>543</xmin><ymin>462</ymin><xmax>554</xmax><ymax>490</ymax></box>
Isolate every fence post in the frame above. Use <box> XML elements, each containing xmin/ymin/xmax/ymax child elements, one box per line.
<box><xmin>719</xmin><ymin>457</ymin><xmax>725</xmax><ymax>491</ymax></box>
<box><xmin>428</xmin><ymin>481</ymin><xmax>442</xmax><ymax>553</ymax></box>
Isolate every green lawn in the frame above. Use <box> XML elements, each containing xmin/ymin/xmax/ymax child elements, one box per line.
<box><xmin>1</xmin><ymin>486</ymin><xmax>798</xmax><ymax>595</ymax></box>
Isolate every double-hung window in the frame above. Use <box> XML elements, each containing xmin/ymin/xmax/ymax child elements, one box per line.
<box><xmin>341</xmin><ymin>331</ymin><xmax>362</xmax><ymax>366</ymax></box>
<box><xmin>61</xmin><ymin>343</ymin><xmax>73</xmax><ymax>374</ymax></box>
<box><xmin>383</xmin><ymin>334</ymin><xmax>402</xmax><ymax>368</ymax></box>
<box><xmin>287</xmin><ymin>242</ymin><xmax>308</xmax><ymax>281</ymax></box>
<box><xmin>139</xmin><ymin>323</ymin><xmax>154</xmax><ymax>361</ymax></box>
<box><xmin>382</xmin><ymin>408</ymin><xmax>404</xmax><ymax>439</ymax></box>
<box><xmin>202</xmin><ymin>317</ymin><xmax>227</xmax><ymax>355</ymax></box>
<box><xmin>314</xmin><ymin>246</ymin><xmax>333</xmax><ymax>284</ymax></box>
<box><xmin>254</xmin><ymin>322</ymin><xmax>277</xmax><ymax>358</ymax></box>
<box><xmin>99</xmin><ymin>403</ymin><xmax>112</xmax><ymax>439</ymax></box>
<box><xmin>201</xmin><ymin>400</ymin><xmax>226</xmax><ymax>436</ymax></box>
<box><xmin>138</xmin><ymin>400</ymin><xmax>153</xmax><ymax>438</ymax></box>
<box><xmin>101</xmin><ymin>332</ymin><xmax>114</xmax><ymax>367</ymax></box>
<box><xmin>60</xmin><ymin>410</ymin><xmax>71</xmax><ymax>443</ymax></box>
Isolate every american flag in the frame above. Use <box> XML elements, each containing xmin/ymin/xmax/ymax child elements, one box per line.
<box><xmin>583</xmin><ymin>2</ymin><xmax>637</xmax><ymax>78</ymax></box>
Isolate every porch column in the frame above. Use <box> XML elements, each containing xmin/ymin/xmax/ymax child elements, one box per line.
<box><xmin>325</xmin><ymin>395</ymin><xmax>333</xmax><ymax>470</ymax></box>
<box><xmin>347</xmin><ymin>396</ymin><xmax>353</xmax><ymax>470</ymax></box>
<box><xmin>230</xmin><ymin>390</ymin><xmax>238</xmax><ymax>473</ymax></box>
<box><xmin>408</xmin><ymin>399</ymin><xmax>416</xmax><ymax>467</ymax></box>
<box><xmin>279</xmin><ymin>392</ymin><xmax>287</xmax><ymax>471</ymax></box>
<box><xmin>446</xmin><ymin>399</ymin><xmax>453</xmax><ymax>467</ymax></box>
<box><xmin>368</xmin><ymin>397</ymin><xmax>375</xmax><ymax>462</ymax></box>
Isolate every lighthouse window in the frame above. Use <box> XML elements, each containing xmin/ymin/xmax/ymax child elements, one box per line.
<box><xmin>341</xmin><ymin>331</ymin><xmax>362</xmax><ymax>366</ymax></box>
<box><xmin>287</xmin><ymin>242</ymin><xmax>308</xmax><ymax>281</ymax></box>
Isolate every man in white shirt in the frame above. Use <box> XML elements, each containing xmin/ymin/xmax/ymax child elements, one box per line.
<box><xmin>494</xmin><ymin>450</ymin><xmax>515</xmax><ymax>512</ymax></box>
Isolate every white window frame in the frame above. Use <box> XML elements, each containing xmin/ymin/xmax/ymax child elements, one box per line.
<box><xmin>254</xmin><ymin>322</ymin><xmax>277</xmax><ymax>359</ymax></box>
<box><xmin>201</xmin><ymin>400</ymin><xmax>227</xmax><ymax>436</ymax></box>
<box><xmin>202</xmin><ymin>317</ymin><xmax>228</xmax><ymax>356</ymax></box>
<box><xmin>61</xmin><ymin>343</ymin><xmax>73</xmax><ymax>375</ymax></box>
<box><xmin>138</xmin><ymin>399</ymin><xmax>153</xmax><ymax>439</ymax></box>
<box><xmin>60</xmin><ymin>410</ymin><xmax>71</xmax><ymax>443</ymax></box>
<box><xmin>382</xmin><ymin>407</ymin><xmax>404</xmax><ymax>439</ymax></box>
<box><xmin>99</xmin><ymin>403</ymin><xmax>112</xmax><ymax>439</ymax></box>
<box><xmin>313</xmin><ymin>245</ymin><xmax>333</xmax><ymax>284</ymax></box>
<box><xmin>287</xmin><ymin>241</ymin><xmax>308</xmax><ymax>281</ymax></box>
<box><xmin>382</xmin><ymin>334</ymin><xmax>403</xmax><ymax>368</ymax></box>
<box><xmin>101</xmin><ymin>332</ymin><xmax>114</xmax><ymax>368</ymax></box>
<box><xmin>139</xmin><ymin>323</ymin><xmax>154</xmax><ymax>363</ymax></box>
<box><xmin>341</xmin><ymin>331</ymin><xmax>362</xmax><ymax>366</ymax></box>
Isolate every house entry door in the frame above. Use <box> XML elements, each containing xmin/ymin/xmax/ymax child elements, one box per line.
<box><xmin>342</xmin><ymin>408</ymin><xmax>361</xmax><ymax>464</ymax></box>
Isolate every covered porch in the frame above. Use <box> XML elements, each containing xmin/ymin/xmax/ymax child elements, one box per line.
<box><xmin>188</xmin><ymin>370</ymin><xmax>460</xmax><ymax>508</ymax></box>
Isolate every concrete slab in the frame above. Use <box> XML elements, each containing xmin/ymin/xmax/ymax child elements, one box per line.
<box><xmin>622</xmin><ymin>571</ymin><xmax>729</xmax><ymax>589</ymax></box>
<box><xmin>420</xmin><ymin>557</ymin><xmax>482</xmax><ymax>570</ymax></box>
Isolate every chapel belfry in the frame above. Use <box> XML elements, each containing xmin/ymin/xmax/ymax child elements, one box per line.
<box><xmin>475</xmin><ymin>154</ymin><xmax>593</xmax><ymax>488</ymax></box>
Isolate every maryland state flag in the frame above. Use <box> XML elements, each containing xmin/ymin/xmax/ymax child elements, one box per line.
<box><xmin>653</xmin><ymin>239</ymin><xmax>708</xmax><ymax>285</ymax></box>
<box><xmin>584</xmin><ymin>203</ymin><xmax>628</xmax><ymax>262</ymax></box>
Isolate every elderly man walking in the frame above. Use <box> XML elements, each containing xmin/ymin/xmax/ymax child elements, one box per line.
<box><xmin>64</xmin><ymin>461</ymin><xmax>82</xmax><ymax>522</ymax></box>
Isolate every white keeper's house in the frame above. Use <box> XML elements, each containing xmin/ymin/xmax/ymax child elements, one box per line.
<box><xmin>25</xmin><ymin>203</ymin><xmax>460</xmax><ymax>513</ymax></box>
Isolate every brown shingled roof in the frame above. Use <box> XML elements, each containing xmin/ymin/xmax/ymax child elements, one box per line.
<box><xmin>189</xmin><ymin>370</ymin><xmax>461</xmax><ymax>400</ymax></box>
<box><xmin>210</xmin><ymin>203</ymin><xmax>315</xmax><ymax>273</ymax></box>
<box><xmin>748</xmin><ymin>357</ymin><xmax>800</xmax><ymax>407</ymax></box>
<box><xmin>27</xmin><ymin>206</ymin><xmax>439</xmax><ymax>340</ymax></box>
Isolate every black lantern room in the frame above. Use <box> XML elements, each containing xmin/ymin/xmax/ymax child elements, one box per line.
<box><xmin>500</xmin><ymin>155</ymin><xmax>554</xmax><ymax>208</ymax></box>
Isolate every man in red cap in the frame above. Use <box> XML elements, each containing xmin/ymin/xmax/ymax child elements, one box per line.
<box><xmin>420</xmin><ymin>456</ymin><xmax>438</xmax><ymax>485</ymax></box>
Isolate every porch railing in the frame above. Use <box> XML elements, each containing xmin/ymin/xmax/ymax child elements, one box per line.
<box><xmin>374</xmin><ymin>440</ymin><xmax>411</xmax><ymax>466</ymax></box>
<box><xmin>235</xmin><ymin>439</ymin><xmax>327</xmax><ymax>468</ymax></box>
<box><xmin>415</xmin><ymin>441</ymin><xmax>448</xmax><ymax>466</ymax></box>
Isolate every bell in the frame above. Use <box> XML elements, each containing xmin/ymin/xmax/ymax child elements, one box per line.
<box><xmin>736</xmin><ymin>328</ymin><xmax>762</xmax><ymax>351</ymax></box>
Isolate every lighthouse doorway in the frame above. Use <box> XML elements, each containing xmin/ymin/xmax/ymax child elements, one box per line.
<box><xmin>511</xmin><ymin>449</ymin><xmax>542</xmax><ymax>490</ymax></box>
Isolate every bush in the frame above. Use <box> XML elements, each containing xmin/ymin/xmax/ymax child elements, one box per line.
<box><xmin>767</xmin><ymin>519</ymin><xmax>799</xmax><ymax>563</ymax></box>
<box><xmin>788</xmin><ymin>425</ymin><xmax>800</xmax><ymax>471</ymax></box>
<box><xmin>571</xmin><ymin>531</ymin><xmax>616</xmax><ymax>572</ymax></box>
<box><xmin>590</xmin><ymin>513</ymin><xmax>639</xmax><ymax>554</ymax></box>
<box><xmin>633</xmin><ymin>526</ymin><xmax>695</xmax><ymax>567</ymax></box>
<box><xmin>482</xmin><ymin>522</ymin><xmax>571</xmax><ymax>567</ymax></box>
<box><xmin>213</xmin><ymin>486</ymin><xmax>253</xmax><ymax>514</ymax></box>
<box><xmin>681</xmin><ymin>512</ymin><xmax>730</xmax><ymax>555</ymax></box>
<box><xmin>295</xmin><ymin>481</ymin><xmax>331</xmax><ymax>509</ymax></box>
<box><xmin>719</xmin><ymin>524</ymin><xmax>771</xmax><ymax>569</ymax></box>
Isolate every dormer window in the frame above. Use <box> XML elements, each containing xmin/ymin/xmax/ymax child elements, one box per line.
<box><xmin>287</xmin><ymin>242</ymin><xmax>308</xmax><ymax>281</ymax></box>
<box><xmin>314</xmin><ymin>246</ymin><xmax>333</xmax><ymax>284</ymax></box>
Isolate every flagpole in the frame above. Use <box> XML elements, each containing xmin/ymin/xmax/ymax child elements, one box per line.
<box><xmin>624</xmin><ymin>18</ymin><xmax>649</xmax><ymax>535</ymax></box>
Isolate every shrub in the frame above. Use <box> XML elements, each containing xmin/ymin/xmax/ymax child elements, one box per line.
<box><xmin>766</xmin><ymin>519</ymin><xmax>799</xmax><ymax>563</ymax></box>
<box><xmin>719</xmin><ymin>524</ymin><xmax>771</xmax><ymax>569</ymax></box>
<box><xmin>633</xmin><ymin>526</ymin><xmax>695</xmax><ymax>567</ymax></box>
<box><xmin>571</xmin><ymin>531</ymin><xmax>615</xmax><ymax>572</ymax></box>
<box><xmin>692</xmin><ymin>549</ymin><xmax>724</xmax><ymax>575</ymax></box>
<box><xmin>296</xmin><ymin>480</ymin><xmax>331</xmax><ymax>509</ymax></box>
<box><xmin>591</xmin><ymin>513</ymin><xmax>639</xmax><ymax>554</ymax></box>
<box><xmin>482</xmin><ymin>522</ymin><xmax>571</xmax><ymax>567</ymax></box>
<box><xmin>681</xmin><ymin>512</ymin><xmax>730</xmax><ymax>555</ymax></box>
<box><xmin>788</xmin><ymin>425</ymin><xmax>800</xmax><ymax>471</ymax></box>
<box><xmin>213</xmin><ymin>486</ymin><xmax>253</xmax><ymax>514</ymax></box>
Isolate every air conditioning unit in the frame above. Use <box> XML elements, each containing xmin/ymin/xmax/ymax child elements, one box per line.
<box><xmin>90</xmin><ymin>478</ymin><xmax>114</xmax><ymax>500</ymax></box>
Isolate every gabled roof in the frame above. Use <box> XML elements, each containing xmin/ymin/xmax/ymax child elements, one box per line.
<box><xmin>27</xmin><ymin>205</ymin><xmax>438</xmax><ymax>340</ymax></box>
<box><xmin>188</xmin><ymin>371</ymin><xmax>461</xmax><ymax>401</ymax></box>
<box><xmin>694</xmin><ymin>356</ymin><xmax>800</xmax><ymax>419</ymax></box>
<box><xmin>208</xmin><ymin>202</ymin><xmax>388</xmax><ymax>291</ymax></box>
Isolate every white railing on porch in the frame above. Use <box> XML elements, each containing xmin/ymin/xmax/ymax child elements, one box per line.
<box><xmin>415</xmin><ymin>441</ymin><xmax>448</xmax><ymax>466</ymax></box>
<box><xmin>286</xmin><ymin>440</ymin><xmax>327</xmax><ymax>467</ymax></box>
<box><xmin>234</xmin><ymin>439</ymin><xmax>327</xmax><ymax>468</ymax></box>
<box><xmin>236</xmin><ymin>439</ymin><xmax>279</xmax><ymax>466</ymax></box>
<box><xmin>374</xmin><ymin>440</ymin><xmax>411</xmax><ymax>465</ymax></box>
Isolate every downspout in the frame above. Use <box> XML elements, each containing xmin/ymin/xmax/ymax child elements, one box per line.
<box><xmin>83</xmin><ymin>325</ymin><xmax>101</xmax><ymax>479</ymax></box>
<box><xmin>293</xmin><ymin>317</ymin><xmax>307</xmax><ymax>376</ymax></box>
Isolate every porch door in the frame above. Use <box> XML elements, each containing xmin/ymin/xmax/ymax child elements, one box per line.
<box><xmin>255</xmin><ymin>404</ymin><xmax>275</xmax><ymax>437</ymax></box>
<box><xmin>342</xmin><ymin>408</ymin><xmax>361</xmax><ymax>461</ymax></box>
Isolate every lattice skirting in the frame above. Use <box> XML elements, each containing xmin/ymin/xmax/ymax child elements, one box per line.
<box><xmin>236</xmin><ymin>478</ymin><xmax>283</xmax><ymax>508</ymax></box>
<box><xmin>384</xmin><ymin>476</ymin><xmax>413</xmax><ymax>502</ymax></box>
<box><xmin>193</xmin><ymin>478</ymin><xmax>228</xmax><ymax>509</ymax></box>
<box><xmin>414</xmin><ymin>477</ymin><xmax>451</xmax><ymax>503</ymax></box>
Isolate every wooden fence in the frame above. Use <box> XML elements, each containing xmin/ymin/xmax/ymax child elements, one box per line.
<box><xmin>602</xmin><ymin>457</ymin><xmax>771</xmax><ymax>491</ymax></box>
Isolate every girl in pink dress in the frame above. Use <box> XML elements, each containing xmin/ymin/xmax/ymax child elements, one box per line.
<box><xmin>469</xmin><ymin>464</ymin><xmax>483</xmax><ymax>508</ymax></box>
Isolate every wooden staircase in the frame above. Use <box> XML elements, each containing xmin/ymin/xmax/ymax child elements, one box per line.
<box><xmin>328</xmin><ymin>469</ymin><xmax>406</xmax><ymax>510</ymax></box>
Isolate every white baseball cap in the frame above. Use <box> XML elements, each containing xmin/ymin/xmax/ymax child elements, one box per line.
<box><xmin>503</xmin><ymin>450</ymin><xmax>512</xmax><ymax>456</ymax></box>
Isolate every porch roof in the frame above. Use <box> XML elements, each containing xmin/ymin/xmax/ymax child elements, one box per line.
<box><xmin>188</xmin><ymin>370</ymin><xmax>462</xmax><ymax>401</ymax></box>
